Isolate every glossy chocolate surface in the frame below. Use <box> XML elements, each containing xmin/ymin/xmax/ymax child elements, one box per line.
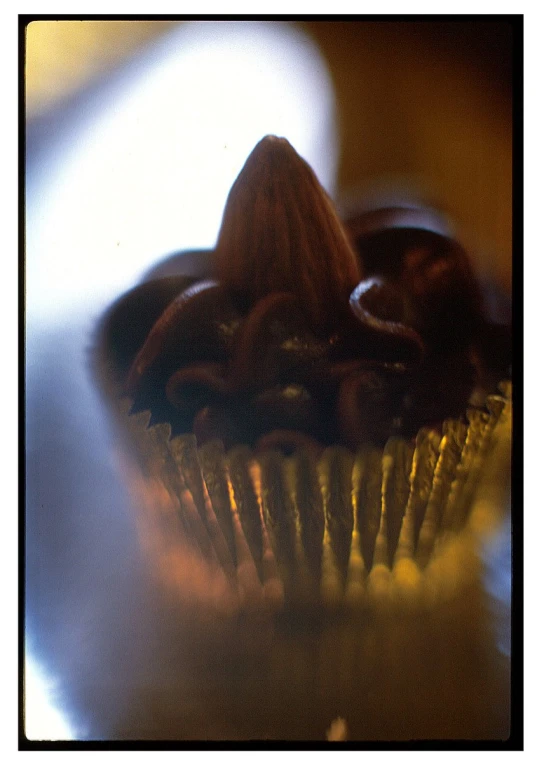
<box><xmin>100</xmin><ymin>137</ymin><xmax>511</xmax><ymax>452</ymax></box>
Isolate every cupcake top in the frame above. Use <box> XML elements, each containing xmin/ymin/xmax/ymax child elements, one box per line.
<box><xmin>104</xmin><ymin>135</ymin><xmax>510</xmax><ymax>452</ymax></box>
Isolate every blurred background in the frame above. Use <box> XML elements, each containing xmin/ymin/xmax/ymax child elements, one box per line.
<box><xmin>24</xmin><ymin>19</ymin><xmax>515</xmax><ymax>741</ymax></box>
<box><xmin>26</xmin><ymin>19</ymin><xmax>513</xmax><ymax>289</ymax></box>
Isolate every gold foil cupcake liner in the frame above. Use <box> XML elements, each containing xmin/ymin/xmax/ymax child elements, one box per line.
<box><xmin>102</xmin><ymin>383</ymin><xmax>512</xmax><ymax>740</ymax></box>
<box><xmin>114</xmin><ymin>381</ymin><xmax>511</xmax><ymax>614</ymax></box>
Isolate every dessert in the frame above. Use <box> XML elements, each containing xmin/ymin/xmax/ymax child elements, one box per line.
<box><xmin>105</xmin><ymin>136</ymin><xmax>510</xmax><ymax>453</ymax></box>
<box><xmin>94</xmin><ymin>136</ymin><xmax>512</xmax><ymax>740</ymax></box>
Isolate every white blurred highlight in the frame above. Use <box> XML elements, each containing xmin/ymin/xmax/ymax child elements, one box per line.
<box><xmin>25</xmin><ymin>21</ymin><xmax>337</xmax><ymax>739</ymax></box>
<box><xmin>26</xmin><ymin>21</ymin><xmax>337</xmax><ymax>330</ymax></box>
<box><xmin>25</xmin><ymin>655</ymin><xmax>76</xmax><ymax>741</ymax></box>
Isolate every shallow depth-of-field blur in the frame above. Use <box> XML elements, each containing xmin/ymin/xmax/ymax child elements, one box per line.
<box><xmin>26</xmin><ymin>20</ymin><xmax>512</xmax><ymax>289</ymax></box>
<box><xmin>24</xmin><ymin>20</ymin><xmax>514</xmax><ymax>742</ymax></box>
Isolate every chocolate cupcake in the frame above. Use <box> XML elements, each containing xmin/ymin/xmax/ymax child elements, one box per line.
<box><xmin>94</xmin><ymin>136</ymin><xmax>512</xmax><ymax>740</ymax></box>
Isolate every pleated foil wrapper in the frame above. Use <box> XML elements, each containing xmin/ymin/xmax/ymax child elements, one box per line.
<box><xmin>97</xmin><ymin>364</ymin><xmax>512</xmax><ymax>740</ymax></box>
<box><xmin>116</xmin><ymin>383</ymin><xmax>511</xmax><ymax>607</ymax></box>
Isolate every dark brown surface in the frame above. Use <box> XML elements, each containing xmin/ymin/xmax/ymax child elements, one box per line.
<box><xmin>302</xmin><ymin>20</ymin><xmax>513</xmax><ymax>291</ymax></box>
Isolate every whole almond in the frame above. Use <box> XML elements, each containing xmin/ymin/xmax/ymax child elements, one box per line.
<box><xmin>214</xmin><ymin>136</ymin><xmax>361</xmax><ymax>328</ymax></box>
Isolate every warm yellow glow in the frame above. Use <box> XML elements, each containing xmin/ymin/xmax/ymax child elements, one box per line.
<box><xmin>25</xmin><ymin>21</ymin><xmax>176</xmax><ymax>116</ymax></box>
<box><xmin>367</xmin><ymin>563</ymin><xmax>391</xmax><ymax>603</ymax></box>
<box><xmin>326</xmin><ymin>717</ymin><xmax>348</xmax><ymax>741</ymax></box>
<box><xmin>248</xmin><ymin>460</ymin><xmax>264</xmax><ymax>520</ymax></box>
<box><xmin>391</xmin><ymin>557</ymin><xmax>423</xmax><ymax>601</ymax></box>
<box><xmin>248</xmin><ymin>460</ymin><xmax>285</xmax><ymax>610</ymax></box>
